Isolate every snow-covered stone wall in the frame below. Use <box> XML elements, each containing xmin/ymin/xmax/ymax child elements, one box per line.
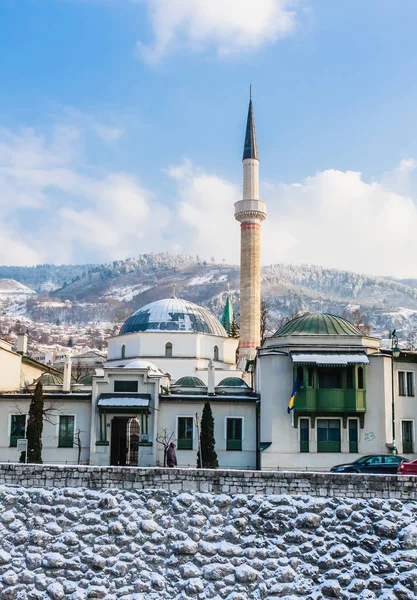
<box><xmin>1</xmin><ymin>464</ymin><xmax>417</xmax><ymax>500</ymax></box>
<box><xmin>1</xmin><ymin>484</ymin><xmax>417</xmax><ymax>599</ymax></box>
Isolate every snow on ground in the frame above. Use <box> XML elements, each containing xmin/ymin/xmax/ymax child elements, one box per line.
<box><xmin>104</xmin><ymin>286</ymin><xmax>153</xmax><ymax>302</ymax></box>
<box><xmin>0</xmin><ymin>486</ymin><xmax>416</xmax><ymax>599</ymax></box>
<box><xmin>187</xmin><ymin>271</ymin><xmax>228</xmax><ymax>286</ymax></box>
<box><xmin>0</xmin><ymin>279</ymin><xmax>34</xmax><ymax>296</ymax></box>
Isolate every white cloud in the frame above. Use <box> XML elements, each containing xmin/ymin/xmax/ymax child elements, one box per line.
<box><xmin>136</xmin><ymin>0</ymin><xmax>298</xmax><ymax>64</ymax></box>
<box><xmin>167</xmin><ymin>159</ymin><xmax>417</xmax><ymax>279</ymax></box>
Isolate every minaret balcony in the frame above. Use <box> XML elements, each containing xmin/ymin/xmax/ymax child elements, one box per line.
<box><xmin>234</xmin><ymin>199</ymin><xmax>267</xmax><ymax>222</ymax></box>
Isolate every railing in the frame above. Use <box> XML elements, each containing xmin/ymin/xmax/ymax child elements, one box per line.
<box><xmin>295</xmin><ymin>388</ymin><xmax>366</xmax><ymax>412</ymax></box>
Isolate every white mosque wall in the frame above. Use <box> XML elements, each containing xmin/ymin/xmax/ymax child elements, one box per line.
<box><xmin>158</xmin><ymin>400</ymin><xmax>257</xmax><ymax>470</ymax></box>
<box><xmin>0</xmin><ymin>396</ymin><xmax>91</xmax><ymax>464</ymax></box>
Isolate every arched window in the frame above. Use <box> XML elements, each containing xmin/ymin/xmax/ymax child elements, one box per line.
<box><xmin>165</xmin><ymin>342</ymin><xmax>173</xmax><ymax>358</ymax></box>
<box><xmin>213</xmin><ymin>345</ymin><xmax>219</xmax><ymax>361</ymax></box>
<box><xmin>121</xmin><ymin>344</ymin><xmax>126</xmax><ymax>359</ymax></box>
<box><xmin>358</xmin><ymin>366</ymin><xmax>364</xmax><ymax>390</ymax></box>
<box><xmin>126</xmin><ymin>417</ymin><xmax>140</xmax><ymax>466</ymax></box>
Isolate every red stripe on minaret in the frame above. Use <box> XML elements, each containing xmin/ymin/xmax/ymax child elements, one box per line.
<box><xmin>241</xmin><ymin>223</ymin><xmax>260</xmax><ymax>231</ymax></box>
<box><xmin>240</xmin><ymin>341</ymin><xmax>257</xmax><ymax>348</ymax></box>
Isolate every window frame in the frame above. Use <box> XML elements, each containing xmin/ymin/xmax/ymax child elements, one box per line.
<box><xmin>225</xmin><ymin>416</ymin><xmax>244</xmax><ymax>451</ymax></box>
<box><xmin>299</xmin><ymin>417</ymin><xmax>310</xmax><ymax>453</ymax></box>
<box><xmin>58</xmin><ymin>414</ymin><xmax>76</xmax><ymax>448</ymax></box>
<box><xmin>213</xmin><ymin>345</ymin><xmax>219</xmax><ymax>362</ymax></box>
<box><xmin>9</xmin><ymin>414</ymin><xmax>27</xmax><ymax>447</ymax></box>
<box><xmin>348</xmin><ymin>417</ymin><xmax>359</xmax><ymax>453</ymax></box>
<box><xmin>401</xmin><ymin>419</ymin><xmax>414</xmax><ymax>454</ymax></box>
<box><xmin>398</xmin><ymin>371</ymin><xmax>406</xmax><ymax>396</ymax></box>
<box><xmin>165</xmin><ymin>342</ymin><xmax>173</xmax><ymax>358</ymax></box>
<box><xmin>406</xmin><ymin>371</ymin><xmax>414</xmax><ymax>397</ymax></box>
<box><xmin>114</xmin><ymin>380</ymin><xmax>139</xmax><ymax>393</ymax></box>
<box><xmin>176</xmin><ymin>416</ymin><xmax>194</xmax><ymax>450</ymax></box>
<box><xmin>316</xmin><ymin>418</ymin><xmax>342</xmax><ymax>453</ymax></box>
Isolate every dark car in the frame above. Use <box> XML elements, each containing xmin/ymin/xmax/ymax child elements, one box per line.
<box><xmin>331</xmin><ymin>454</ymin><xmax>408</xmax><ymax>474</ymax></box>
<box><xmin>398</xmin><ymin>459</ymin><xmax>417</xmax><ymax>475</ymax></box>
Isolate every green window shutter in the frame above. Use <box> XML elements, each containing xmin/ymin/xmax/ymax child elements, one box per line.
<box><xmin>348</xmin><ymin>419</ymin><xmax>358</xmax><ymax>453</ymax></box>
<box><xmin>402</xmin><ymin>421</ymin><xmax>413</xmax><ymax>454</ymax></box>
<box><xmin>10</xmin><ymin>415</ymin><xmax>26</xmax><ymax>447</ymax></box>
<box><xmin>226</xmin><ymin>418</ymin><xmax>242</xmax><ymax>451</ymax></box>
<box><xmin>300</xmin><ymin>418</ymin><xmax>309</xmax><ymax>453</ymax></box>
<box><xmin>177</xmin><ymin>417</ymin><xmax>193</xmax><ymax>450</ymax></box>
<box><xmin>59</xmin><ymin>416</ymin><xmax>75</xmax><ymax>448</ymax></box>
<box><xmin>317</xmin><ymin>419</ymin><xmax>341</xmax><ymax>453</ymax></box>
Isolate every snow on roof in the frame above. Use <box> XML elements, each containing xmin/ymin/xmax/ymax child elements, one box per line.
<box><xmin>291</xmin><ymin>353</ymin><xmax>370</xmax><ymax>365</ymax></box>
<box><xmin>97</xmin><ymin>396</ymin><xmax>150</xmax><ymax>408</ymax></box>
<box><xmin>123</xmin><ymin>360</ymin><xmax>163</xmax><ymax>373</ymax></box>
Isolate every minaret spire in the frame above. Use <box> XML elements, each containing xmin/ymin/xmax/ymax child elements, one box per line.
<box><xmin>234</xmin><ymin>90</ymin><xmax>267</xmax><ymax>364</ymax></box>
<box><xmin>243</xmin><ymin>87</ymin><xmax>259</xmax><ymax>161</ymax></box>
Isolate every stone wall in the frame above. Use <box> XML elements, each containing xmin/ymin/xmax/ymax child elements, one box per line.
<box><xmin>1</xmin><ymin>464</ymin><xmax>417</xmax><ymax>500</ymax></box>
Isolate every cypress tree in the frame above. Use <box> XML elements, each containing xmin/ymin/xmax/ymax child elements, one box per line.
<box><xmin>26</xmin><ymin>381</ymin><xmax>44</xmax><ymax>464</ymax></box>
<box><xmin>230</xmin><ymin>314</ymin><xmax>239</xmax><ymax>338</ymax></box>
<box><xmin>197</xmin><ymin>401</ymin><xmax>218</xmax><ymax>469</ymax></box>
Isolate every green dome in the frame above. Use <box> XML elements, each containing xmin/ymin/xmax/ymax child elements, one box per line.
<box><xmin>217</xmin><ymin>377</ymin><xmax>249</xmax><ymax>388</ymax></box>
<box><xmin>274</xmin><ymin>313</ymin><xmax>363</xmax><ymax>337</ymax></box>
<box><xmin>36</xmin><ymin>372</ymin><xmax>64</xmax><ymax>386</ymax></box>
<box><xmin>172</xmin><ymin>376</ymin><xmax>206</xmax><ymax>388</ymax></box>
<box><xmin>77</xmin><ymin>374</ymin><xmax>93</xmax><ymax>385</ymax></box>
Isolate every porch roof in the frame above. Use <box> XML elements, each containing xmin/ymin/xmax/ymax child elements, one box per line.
<box><xmin>291</xmin><ymin>352</ymin><xmax>369</xmax><ymax>366</ymax></box>
<box><xmin>97</xmin><ymin>393</ymin><xmax>150</xmax><ymax>409</ymax></box>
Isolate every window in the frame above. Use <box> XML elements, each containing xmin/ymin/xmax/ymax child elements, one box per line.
<box><xmin>398</xmin><ymin>372</ymin><xmax>406</xmax><ymax>396</ymax></box>
<box><xmin>346</xmin><ymin>366</ymin><xmax>354</xmax><ymax>390</ymax></box>
<box><xmin>226</xmin><ymin>418</ymin><xmax>243</xmax><ymax>451</ymax></box>
<box><xmin>317</xmin><ymin>419</ymin><xmax>341</xmax><ymax>452</ymax></box>
<box><xmin>297</xmin><ymin>367</ymin><xmax>304</xmax><ymax>387</ymax></box>
<box><xmin>127</xmin><ymin>417</ymin><xmax>140</xmax><ymax>465</ymax></box>
<box><xmin>300</xmin><ymin>419</ymin><xmax>309</xmax><ymax>453</ymax></box>
<box><xmin>114</xmin><ymin>380</ymin><xmax>138</xmax><ymax>393</ymax></box>
<box><xmin>357</xmin><ymin>367</ymin><xmax>364</xmax><ymax>390</ymax></box>
<box><xmin>177</xmin><ymin>417</ymin><xmax>193</xmax><ymax>450</ymax></box>
<box><xmin>318</xmin><ymin>369</ymin><xmax>342</xmax><ymax>389</ymax></box>
<box><xmin>213</xmin><ymin>345</ymin><xmax>219</xmax><ymax>361</ymax></box>
<box><xmin>165</xmin><ymin>342</ymin><xmax>173</xmax><ymax>358</ymax></box>
<box><xmin>121</xmin><ymin>345</ymin><xmax>126</xmax><ymax>359</ymax></box>
<box><xmin>402</xmin><ymin>421</ymin><xmax>413</xmax><ymax>454</ymax></box>
<box><xmin>10</xmin><ymin>415</ymin><xmax>26</xmax><ymax>447</ymax></box>
<box><xmin>406</xmin><ymin>372</ymin><xmax>414</xmax><ymax>397</ymax></box>
<box><xmin>307</xmin><ymin>368</ymin><xmax>314</xmax><ymax>388</ymax></box>
<box><xmin>348</xmin><ymin>419</ymin><xmax>358</xmax><ymax>453</ymax></box>
<box><xmin>58</xmin><ymin>416</ymin><xmax>75</xmax><ymax>448</ymax></box>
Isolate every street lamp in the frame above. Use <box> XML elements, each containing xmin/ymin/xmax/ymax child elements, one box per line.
<box><xmin>390</xmin><ymin>330</ymin><xmax>401</xmax><ymax>455</ymax></box>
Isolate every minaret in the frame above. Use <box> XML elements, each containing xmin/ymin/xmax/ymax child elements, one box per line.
<box><xmin>235</xmin><ymin>88</ymin><xmax>267</xmax><ymax>363</ymax></box>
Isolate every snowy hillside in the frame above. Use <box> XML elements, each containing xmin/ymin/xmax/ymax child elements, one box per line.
<box><xmin>2</xmin><ymin>254</ymin><xmax>417</xmax><ymax>347</ymax></box>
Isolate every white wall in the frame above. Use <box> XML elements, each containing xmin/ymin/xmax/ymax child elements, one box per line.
<box><xmin>0</xmin><ymin>344</ymin><xmax>21</xmax><ymax>392</ymax></box>
<box><xmin>158</xmin><ymin>400</ymin><xmax>257</xmax><ymax>469</ymax></box>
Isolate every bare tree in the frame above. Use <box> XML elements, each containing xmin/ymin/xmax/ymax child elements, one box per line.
<box><xmin>156</xmin><ymin>428</ymin><xmax>175</xmax><ymax>467</ymax></box>
<box><xmin>342</xmin><ymin>309</ymin><xmax>371</xmax><ymax>335</ymax></box>
<box><xmin>260</xmin><ymin>299</ymin><xmax>271</xmax><ymax>345</ymax></box>
<box><xmin>74</xmin><ymin>428</ymin><xmax>83</xmax><ymax>465</ymax></box>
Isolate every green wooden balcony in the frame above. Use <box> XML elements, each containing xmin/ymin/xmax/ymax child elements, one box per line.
<box><xmin>294</xmin><ymin>388</ymin><xmax>366</xmax><ymax>413</ymax></box>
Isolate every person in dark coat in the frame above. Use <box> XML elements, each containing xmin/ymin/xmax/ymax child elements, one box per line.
<box><xmin>167</xmin><ymin>442</ymin><xmax>177</xmax><ymax>467</ymax></box>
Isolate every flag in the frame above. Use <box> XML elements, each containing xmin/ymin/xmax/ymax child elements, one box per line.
<box><xmin>287</xmin><ymin>379</ymin><xmax>299</xmax><ymax>414</ymax></box>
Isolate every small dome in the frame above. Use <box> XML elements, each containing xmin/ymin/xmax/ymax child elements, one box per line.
<box><xmin>217</xmin><ymin>377</ymin><xmax>249</xmax><ymax>388</ymax></box>
<box><xmin>119</xmin><ymin>298</ymin><xmax>227</xmax><ymax>337</ymax></box>
<box><xmin>124</xmin><ymin>360</ymin><xmax>162</xmax><ymax>373</ymax></box>
<box><xmin>274</xmin><ymin>313</ymin><xmax>363</xmax><ymax>337</ymax></box>
<box><xmin>173</xmin><ymin>376</ymin><xmax>206</xmax><ymax>388</ymax></box>
<box><xmin>36</xmin><ymin>372</ymin><xmax>63</xmax><ymax>386</ymax></box>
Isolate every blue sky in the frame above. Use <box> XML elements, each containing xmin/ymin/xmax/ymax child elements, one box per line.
<box><xmin>1</xmin><ymin>0</ymin><xmax>417</xmax><ymax>277</ymax></box>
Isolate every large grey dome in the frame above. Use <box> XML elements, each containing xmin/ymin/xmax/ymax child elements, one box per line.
<box><xmin>119</xmin><ymin>298</ymin><xmax>227</xmax><ymax>337</ymax></box>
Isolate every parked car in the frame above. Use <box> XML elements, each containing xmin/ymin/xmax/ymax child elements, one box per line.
<box><xmin>331</xmin><ymin>454</ymin><xmax>408</xmax><ymax>474</ymax></box>
<box><xmin>398</xmin><ymin>459</ymin><xmax>417</xmax><ymax>475</ymax></box>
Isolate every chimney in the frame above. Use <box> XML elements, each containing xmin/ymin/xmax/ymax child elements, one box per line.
<box><xmin>63</xmin><ymin>352</ymin><xmax>72</xmax><ymax>392</ymax></box>
<box><xmin>16</xmin><ymin>333</ymin><xmax>28</xmax><ymax>355</ymax></box>
<box><xmin>207</xmin><ymin>359</ymin><xmax>215</xmax><ymax>395</ymax></box>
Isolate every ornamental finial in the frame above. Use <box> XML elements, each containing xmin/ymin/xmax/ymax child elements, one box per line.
<box><xmin>172</xmin><ymin>284</ymin><xmax>176</xmax><ymax>298</ymax></box>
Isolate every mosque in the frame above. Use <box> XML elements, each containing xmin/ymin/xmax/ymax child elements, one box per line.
<box><xmin>0</xmin><ymin>94</ymin><xmax>417</xmax><ymax>470</ymax></box>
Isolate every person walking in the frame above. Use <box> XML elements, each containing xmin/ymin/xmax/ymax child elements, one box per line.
<box><xmin>167</xmin><ymin>442</ymin><xmax>177</xmax><ymax>468</ymax></box>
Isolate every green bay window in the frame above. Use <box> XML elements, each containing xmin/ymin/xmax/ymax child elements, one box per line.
<box><xmin>10</xmin><ymin>415</ymin><xmax>26</xmax><ymax>447</ymax></box>
<box><xmin>317</xmin><ymin>419</ymin><xmax>341</xmax><ymax>452</ymax></box>
<box><xmin>59</xmin><ymin>415</ymin><xmax>75</xmax><ymax>448</ymax></box>
<box><xmin>177</xmin><ymin>417</ymin><xmax>193</xmax><ymax>450</ymax></box>
<box><xmin>226</xmin><ymin>417</ymin><xmax>243</xmax><ymax>451</ymax></box>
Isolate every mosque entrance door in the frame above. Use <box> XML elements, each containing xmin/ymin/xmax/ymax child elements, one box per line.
<box><xmin>110</xmin><ymin>417</ymin><xmax>141</xmax><ymax>466</ymax></box>
<box><xmin>110</xmin><ymin>417</ymin><xmax>128</xmax><ymax>466</ymax></box>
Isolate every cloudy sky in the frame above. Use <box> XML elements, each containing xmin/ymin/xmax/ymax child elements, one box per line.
<box><xmin>1</xmin><ymin>0</ymin><xmax>417</xmax><ymax>277</ymax></box>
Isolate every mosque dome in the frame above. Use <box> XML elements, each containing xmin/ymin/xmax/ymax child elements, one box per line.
<box><xmin>217</xmin><ymin>377</ymin><xmax>249</xmax><ymax>388</ymax></box>
<box><xmin>36</xmin><ymin>372</ymin><xmax>64</xmax><ymax>386</ymax></box>
<box><xmin>119</xmin><ymin>298</ymin><xmax>227</xmax><ymax>337</ymax></box>
<box><xmin>77</xmin><ymin>374</ymin><xmax>93</xmax><ymax>385</ymax></box>
<box><xmin>171</xmin><ymin>376</ymin><xmax>208</xmax><ymax>394</ymax></box>
<box><xmin>274</xmin><ymin>313</ymin><xmax>363</xmax><ymax>338</ymax></box>
<box><xmin>124</xmin><ymin>360</ymin><xmax>162</xmax><ymax>373</ymax></box>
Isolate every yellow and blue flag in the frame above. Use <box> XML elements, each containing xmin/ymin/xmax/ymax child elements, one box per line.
<box><xmin>287</xmin><ymin>379</ymin><xmax>299</xmax><ymax>414</ymax></box>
